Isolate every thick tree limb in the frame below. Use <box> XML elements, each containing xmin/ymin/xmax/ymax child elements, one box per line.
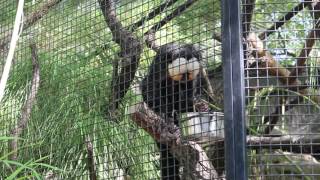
<box><xmin>98</xmin><ymin>0</ymin><xmax>142</xmax><ymax>110</ymax></box>
<box><xmin>0</xmin><ymin>0</ymin><xmax>63</xmax><ymax>50</ymax></box>
<box><xmin>85</xmin><ymin>136</ymin><xmax>97</xmax><ymax>180</ymax></box>
<box><xmin>247</xmin><ymin>135</ymin><xmax>320</xmax><ymax>155</ymax></box>
<box><xmin>129</xmin><ymin>102</ymin><xmax>219</xmax><ymax>180</ymax></box>
<box><xmin>130</xmin><ymin>0</ymin><xmax>179</xmax><ymax>31</ymax></box>
<box><xmin>248</xmin><ymin>135</ymin><xmax>308</xmax><ymax>145</ymax></box>
<box><xmin>9</xmin><ymin>42</ymin><xmax>40</xmax><ymax>161</ymax></box>
<box><xmin>187</xmin><ymin>133</ymin><xmax>320</xmax><ymax>157</ymax></box>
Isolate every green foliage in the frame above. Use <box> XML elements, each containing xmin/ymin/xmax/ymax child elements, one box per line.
<box><xmin>0</xmin><ymin>0</ymin><xmax>218</xmax><ymax>179</ymax></box>
<box><xmin>0</xmin><ymin>136</ymin><xmax>62</xmax><ymax>179</ymax></box>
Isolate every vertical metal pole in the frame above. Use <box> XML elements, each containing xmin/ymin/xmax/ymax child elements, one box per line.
<box><xmin>222</xmin><ymin>0</ymin><xmax>247</xmax><ymax>179</ymax></box>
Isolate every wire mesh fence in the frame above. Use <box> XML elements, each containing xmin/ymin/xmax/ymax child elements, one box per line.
<box><xmin>243</xmin><ymin>0</ymin><xmax>320</xmax><ymax>179</ymax></box>
<box><xmin>2</xmin><ymin>0</ymin><xmax>320</xmax><ymax>179</ymax></box>
<box><xmin>0</xmin><ymin>0</ymin><xmax>222</xmax><ymax>179</ymax></box>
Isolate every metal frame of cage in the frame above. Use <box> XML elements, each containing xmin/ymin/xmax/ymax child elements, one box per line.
<box><xmin>227</xmin><ymin>0</ymin><xmax>320</xmax><ymax>180</ymax></box>
<box><xmin>222</xmin><ymin>0</ymin><xmax>248</xmax><ymax>179</ymax></box>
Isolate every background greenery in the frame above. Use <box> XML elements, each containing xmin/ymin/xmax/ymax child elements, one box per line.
<box><xmin>0</xmin><ymin>0</ymin><xmax>219</xmax><ymax>179</ymax></box>
<box><xmin>1</xmin><ymin>0</ymin><xmax>319</xmax><ymax>179</ymax></box>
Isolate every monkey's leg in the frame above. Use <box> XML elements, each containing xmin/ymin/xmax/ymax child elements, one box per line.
<box><xmin>157</xmin><ymin>143</ymin><xmax>180</xmax><ymax>180</ymax></box>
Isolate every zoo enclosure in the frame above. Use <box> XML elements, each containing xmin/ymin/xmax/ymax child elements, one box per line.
<box><xmin>0</xmin><ymin>0</ymin><xmax>320</xmax><ymax>179</ymax></box>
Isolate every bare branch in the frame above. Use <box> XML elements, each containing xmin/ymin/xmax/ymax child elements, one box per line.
<box><xmin>129</xmin><ymin>103</ymin><xmax>219</xmax><ymax>179</ymax></box>
<box><xmin>9</xmin><ymin>41</ymin><xmax>40</xmax><ymax>161</ymax></box>
<box><xmin>98</xmin><ymin>0</ymin><xmax>142</xmax><ymax>110</ymax></box>
<box><xmin>144</xmin><ymin>0</ymin><xmax>199</xmax><ymax>38</ymax></box>
<box><xmin>248</xmin><ymin>135</ymin><xmax>320</xmax><ymax>155</ymax></box>
<box><xmin>189</xmin><ymin>133</ymin><xmax>320</xmax><ymax>156</ymax></box>
<box><xmin>0</xmin><ymin>0</ymin><xmax>63</xmax><ymax>50</ymax></box>
<box><xmin>130</xmin><ymin>0</ymin><xmax>179</xmax><ymax>31</ymax></box>
<box><xmin>142</xmin><ymin>0</ymin><xmax>199</xmax><ymax>51</ymax></box>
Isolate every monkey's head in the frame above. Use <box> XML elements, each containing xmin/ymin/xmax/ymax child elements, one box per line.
<box><xmin>156</xmin><ymin>43</ymin><xmax>202</xmax><ymax>82</ymax></box>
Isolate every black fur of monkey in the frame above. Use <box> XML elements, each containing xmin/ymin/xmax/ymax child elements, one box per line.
<box><xmin>141</xmin><ymin>43</ymin><xmax>202</xmax><ymax>180</ymax></box>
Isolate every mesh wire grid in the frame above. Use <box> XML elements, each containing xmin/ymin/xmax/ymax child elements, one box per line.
<box><xmin>243</xmin><ymin>0</ymin><xmax>320</xmax><ymax>179</ymax></box>
<box><xmin>0</xmin><ymin>0</ymin><xmax>222</xmax><ymax>179</ymax></box>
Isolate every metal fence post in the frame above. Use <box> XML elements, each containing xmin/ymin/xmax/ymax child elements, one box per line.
<box><xmin>222</xmin><ymin>0</ymin><xmax>247</xmax><ymax>179</ymax></box>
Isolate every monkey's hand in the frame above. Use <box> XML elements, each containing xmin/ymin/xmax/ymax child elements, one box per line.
<box><xmin>158</xmin><ymin>116</ymin><xmax>181</xmax><ymax>144</ymax></box>
<box><xmin>193</xmin><ymin>96</ymin><xmax>210</xmax><ymax>112</ymax></box>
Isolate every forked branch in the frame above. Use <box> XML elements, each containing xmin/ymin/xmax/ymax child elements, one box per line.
<box><xmin>98</xmin><ymin>0</ymin><xmax>142</xmax><ymax>110</ymax></box>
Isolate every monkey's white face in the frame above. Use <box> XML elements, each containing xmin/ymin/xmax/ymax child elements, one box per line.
<box><xmin>167</xmin><ymin>57</ymin><xmax>200</xmax><ymax>81</ymax></box>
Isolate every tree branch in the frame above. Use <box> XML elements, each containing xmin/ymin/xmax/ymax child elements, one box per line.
<box><xmin>130</xmin><ymin>0</ymin><xmax>179</xmax><ymax>31</ymax></box>
<box><xmin>98</xmin><ymin>0</ymin><xmax>142</xmax><ymax>110</ymax></box>
<box><xmin>288</xmin><ymin>1</ymin><xmax>320</xmax><ymax>84</ymax></box>
<box><xmin>189</xmin><ymin>133</ymin><xmax>320</xmax><ymax>158</ymax></box>
<box><xmin>129</xmin><ymin>103</ymin><xmax>219</xmax><ymax>179</ymax></box>
<box><xmin>9</xmin><ymin>41</ymin><xmax>40</xmax><ymax>161</ymax></box>
<box><xmin>247</xmin><ymin>135</ymin><xmax>320</xmax><ymax>156</ymax></box>
<box><xmin>258</xmin><ymin>1</ymin><xmax>310</xmax><ymax>40</ymax></box>
<box><xmin>142</xmin><ymin>0</ymin><xmax>199</xmax><ymax>52</ymax></box>
<box><xmin>0</xmin><ymin>0</ymin><xmax>63</xmax><ymax>50</ymax></box>
<box><xmin>85</xmin><ymin>136</ymin><xmax>97</xmax><ymax>180</ymax></box>
<box><xmin>144</xmin><ymin>0</ymin><xmax>199</xmax><ymax>38</ymax></box>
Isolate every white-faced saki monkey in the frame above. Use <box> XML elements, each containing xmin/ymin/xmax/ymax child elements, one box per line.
<box><xmin>141</xmin><ymin>43</ymin><xmax>203</xmax><ymax>180</ymax></box>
